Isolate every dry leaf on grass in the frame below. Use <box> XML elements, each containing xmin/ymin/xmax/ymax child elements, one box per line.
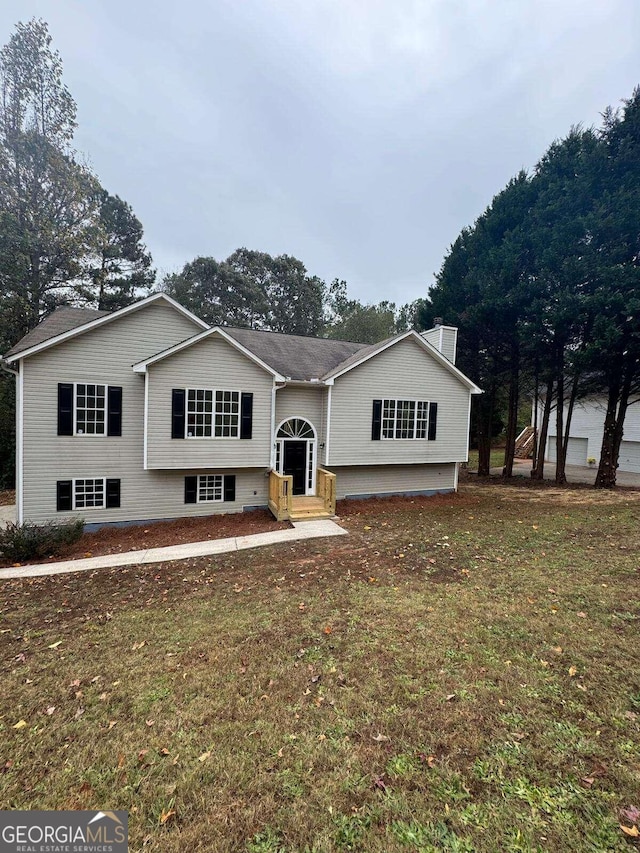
<box><xmin>12</xmin><ymin>720</ymin><xmax>27</xmax><ymax>730</ymax></box>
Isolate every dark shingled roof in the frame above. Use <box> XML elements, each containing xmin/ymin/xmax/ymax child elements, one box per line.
<box><xmin>5</xmin><ymin>307</ymin><xmax>109</xmax><ymax>358</ymax></box>
<box><xmin>224</xmin><ymin>327</ymin><xmax>368</xmax><ymax>381</ymax></box>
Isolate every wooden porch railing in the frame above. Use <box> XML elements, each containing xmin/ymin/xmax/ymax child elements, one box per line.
<box><xmin>268</xmin><ymin>470</ymin><xmax>293</xmax><ymax>521</ymax></box>
<box><xmin>317</xmin><ymin>467</ymin><xmax>336</xmax><ymax>515</ymax></box>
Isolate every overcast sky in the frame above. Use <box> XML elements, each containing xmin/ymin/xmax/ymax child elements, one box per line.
<box><xmin>2</xmin><ymin>1</ymin><xmax>639</xmax><ymax>304</ymax></box>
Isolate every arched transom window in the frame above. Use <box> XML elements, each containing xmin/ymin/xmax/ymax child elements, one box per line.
<box><xmin>277</xmin><ymin>418</ymin><xmax>315</xmax><ymax>439</ymax></box>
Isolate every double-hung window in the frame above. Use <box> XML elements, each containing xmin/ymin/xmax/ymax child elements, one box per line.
<box><xmin>378</xmin><ymin>398</ymin><xmax>435</xmax><ymax>440</ymax></box>
<box><xmin>198</xmin><ymin>474</ymin><xmax>224</xmax><ymax>502</ymax></box>
<box><xmin>57</xmin><ymin>382</ymin><xmax>122</xmax><ymax>437</ymax></box>
<box><xmin>75</xmin><ymin>383</ymin><xmax>106</xmax><ymax>435</ymax></box>
<box><xmin>186</xmin><ymin>389</ymin><xmax>240</xmax><ymax>438</ymax></box>
<box><xmin>74</xmin><ymin>478</ymin><xmax>106</xmax><ymax>509</ymax></box>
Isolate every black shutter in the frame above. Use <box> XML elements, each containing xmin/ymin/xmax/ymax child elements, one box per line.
<box><xmin>57</xmin><ymin>383</ymin><xmax>74</xmax><ymax>436</ymax></box>
<box><xmin>428</xmin><ymin>402</ymin><xmax>438</xmax><ymax>441</ymax></box>
<box><xmin>240</xmin><ymin>392</ymin><xmax>253</xmax><ymax>439</ymax></box>
<box><xmin>172</xmin><ymin>389</ymin><xmax>186</xmax><ymax>439</ymax></box>
<box><xmin>371</xmin><ymin>399</ymin><xmax>382</xmax><ymax>440</ymax></box>
<box><xmin>185</xmin><ymin>475</ymin><xmax>197</xmax><ymax>503</ymax></box>
<box><xmin>223</xmin><ymin>475</ymin><xmax>236</xmax><ymax>502</ymax></box>
<box><xmin>105</xmin><ymin>478</ymin><xmax>121</xmax><ymax>508</ymax></box>
<box><xmin>56</xmin><ymin>480</ymin><xmax>72</xmax><ymax>511</ymax></box>
<box><xmin>107</xmin><ymin>386</ymin><xmax>123</xmax><ymax>436</ymax></box>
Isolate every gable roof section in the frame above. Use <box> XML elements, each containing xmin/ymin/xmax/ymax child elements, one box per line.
<box><xmin>323</xmin><ymin>330</ymin><xmax>483</xmax><ymax>394</ymax></box>
<box><xmin>132</xmin><ymin>327</ymin><xmax>288</xmax><ymax>380</ymax></box>
<box><xmin>2</xmin><ymin>293</ymin><xmax>208</xmax><ymax>363</ymax></box>
<box><xmin>224</xmin><ymin>327</ymin><xmax>366</xmax><ymax>380</ymax></box>
<box><xmin>4</xmin><ymin>307</ymin><xmax>109</xmax><ymax>358</ymax></box>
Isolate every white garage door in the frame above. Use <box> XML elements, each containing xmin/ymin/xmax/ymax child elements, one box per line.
<box><xmin>547</xmin><ymin>436</ymin><xmax>588</xmax><ymax>466</ymax></box>
<box><xmin>619</xmin><ymin>441</ymin><xmax>640</xmax><ymax>473</ymax></box>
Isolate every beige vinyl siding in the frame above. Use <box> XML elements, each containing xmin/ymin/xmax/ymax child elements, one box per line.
<box><xmin>55</xmin><ymin>468</ymin><xmax>268</xmax><ymax>526</ymax></box>
<box><xmin>146</xmin><ymin>335</ymin><xmax>273</xmax><ymax>469</ymax></box>
<box><xmin>21</xmin><ymin>302</ymin><xmax>202</xmax><ymax>524</ymax></box>
<box><xmin>330</xmin><ymin>463</ymin><xmax>456</xmax><ymax>499</ymax></box>
<box><xmin>329</xmin><ymin>337</ymin><xmax>470</xmax><ymax>466</ymax></box>
<box><xmin>275</xmin><ymin>385</ymin><xmax>326</xmax><ymax>441</ymax></box>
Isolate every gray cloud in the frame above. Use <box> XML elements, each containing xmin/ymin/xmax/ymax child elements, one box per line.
<box><xmin>1</xmin><ymin>0</ymin><xmax>639</xmax><ymax>303</ymax></box>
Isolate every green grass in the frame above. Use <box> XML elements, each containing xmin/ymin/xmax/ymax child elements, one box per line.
<box><xmin>1</xmin><ymin>480</ymin><xmax>639</xmax><ymax>852</ymax></box>
<box><xmin>466</xmin><ymin>448</ymin><xmax>505</xmax><ymax>471</ymax></box>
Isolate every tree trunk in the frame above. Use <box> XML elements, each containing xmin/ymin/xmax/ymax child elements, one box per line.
<box><xmin>502</xmin><ymin>351</ymin><xmax>519</xmax><ymax>478</ymax></box>
<box><xmin>476</xmin><ymin>385</ymin><xmax>496</xmax><ymax>476</ymax></box>
<box><xmin>594</xmin><ymin>366</ymin><xmax>632</xmax><ymax>489</ymax></box>
<box><xmin>532</xmin><ymin>378</ymin><xmax>553</xmax><ymax>480</ymax></box>
<box><xmin>555</xmin><ymin>345</ymin><xmax>567</xmax><ymax>485</ymax></box>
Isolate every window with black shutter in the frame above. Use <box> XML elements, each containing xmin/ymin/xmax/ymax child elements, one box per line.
<box><xmin>56</xmin><ymin>480</ymin><xmax>72</xmax><ymax>511</ymax></box>
<box><xmin>184</xmin><ymin>475</ymin><xmax>198</xmax><ymax>503</ymax></box>
<box><xmin>371</xmin><ymin>399</ymin><xmax>382</xmax><ymax>441</ymax></box>
<box><xmin>223</xmin><ymin>475</ymin><xmax>236</xmax><ymax>502</ymax></box>
<box><xmin>107</xmin><ymin>387</ymin><xmax>123</xmax><ymax>436</ymax></box>
<box><xmin>105</xmin><ymin>478</ymin><xmax>121</xmax><ymax>508</ymax></box>
<box><xmin>428</xmin><ymin>402</ymin><xmax>438</xmax><ymax>441</ymax></box>
<box><xmin>240</xmin><ymin>393</ymin><xmax>253</xmax><ymax>439</ymax></box>
<box><xmin>172</xmin><ymin>389</ymin><xmax>186</xmax><ymax>439</ymax></box>
<box><xmin>57</xmin><ymin>384</ymin><xmax>74</xmax><ymax>436</ymax></box>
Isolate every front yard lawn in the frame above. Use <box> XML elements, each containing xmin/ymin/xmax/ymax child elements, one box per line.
<box><xmin>1</xmin><ymin>482</ymin><xmax>639</xmax><ymax>852</ymax></box>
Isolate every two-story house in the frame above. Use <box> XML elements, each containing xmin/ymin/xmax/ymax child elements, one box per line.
<box><xmin>1</xmin><ymin>294</ymin><xmax>481</xmax><ymax>527</ymax></box>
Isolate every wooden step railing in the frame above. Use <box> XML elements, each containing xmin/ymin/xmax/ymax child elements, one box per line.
<box><xmin>317</xmin><ymin>467</ymin><xmax>336</xmax><ymax>515</ymax></box>
<box><xmin>268</xmin><ymin>470</ymin><xmax>293</xmax><ymax>521</ymax></box>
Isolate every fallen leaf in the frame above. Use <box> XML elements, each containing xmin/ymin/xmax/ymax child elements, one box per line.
<box><xmin>372</xmin><ymin>733</ymin><xmax>390</xmax><ymax>742</ymax></box>
<box><xmin>47</xmin><ymin>641</ymin><xmax>62</xmax><ymax>650</ymax></box>
<box><xmin>445</xmin><ymin>693</ymin><xmax>456</xmax><ymax>702</ymax></box>
<box><xmin>146</xmin><ymin>720</ymin><xmax>155</xmax><ymax>727</ymax></box>
<box><xmin>12</xmin><ymin>720</ymin><xmax>27</xmax><ymax>730</ymax></box>
<box><xmin>108</xmin><ymin>720</ymin><xmax>117</xmax><ymax>730</ymax></box>
<box><xmin>198</xmin><ymin>751</ymin><xmax>211</xmax><ymax>762</ymax></box>
<box><xmin>74</xmin><ymin>707</ymin><xmax>85</xmax><ymax>720</ymax></box>
<box><xmin>137</xmin><ymin>749</ymin><xmax>149</xmax><ymax>762</ymax></box>
<box><xmin>159</xmin><ymin>808</ymin><xmax>176</xmax><ymax>826</ymax></box>
<box><xmin>568</xmin><ymin>666</ymin><xmax>578</xmax><ymax>677</ymax></box>
<box><xmin>323</xmin><ymin>626</ymin><xmax>332</xmax><ymax>635</ymax></box>
<box><xmin>159</xmin><ymin>747</ymin><xmax>170</xmax><ymax>756</ymax></box>
<box><xmin>577</xmin><ymin>611</ymin><xmax>587</xmax><ymax>618</ymax></box>
<box><xmin>620</xmin><ymin>825</ymin><xmax>639</xmax><ymax>838</ymax></box>
<box><xmin>581</xmin><ymin>776</ymin><xmax>594</xmax><ymax>788</ymax></box>
<box><xmin>44</xmin><ymin>706</ymin><xmax>56</xmax><ymax>716</ymax></box>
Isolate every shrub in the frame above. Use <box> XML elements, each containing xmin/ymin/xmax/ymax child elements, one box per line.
<box><xmin>0</xmin><ymin>519</ymin><xmax>84</xmax><ymax>563</ymax></box>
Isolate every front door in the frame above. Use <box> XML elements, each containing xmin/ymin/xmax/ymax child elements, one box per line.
<box><xmin>283</xmin><ymin>440</ymin><xmax>307</xmax><ymax>495</ymax></box>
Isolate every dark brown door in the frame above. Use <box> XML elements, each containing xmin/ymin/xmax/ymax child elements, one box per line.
<box><xmin>283</xmin><ymin>440</ymin><xmax>307</xmax><ymax>495</ymax></box>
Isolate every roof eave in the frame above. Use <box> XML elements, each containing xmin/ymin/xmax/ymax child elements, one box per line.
<box><xmin>3</xmin><ymin>293</ymin><xmax>208</xmax><ymax>363</ymax></box>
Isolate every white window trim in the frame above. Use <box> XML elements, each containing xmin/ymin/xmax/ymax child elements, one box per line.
<box><xmin>73</xmin><ymin>381</ymin><xmax>107</xmax><ymax>437</ymax></box>
<box><xmin>72</xmin><ymin>477</ymin><xmax>107</xmax><ymax>510</ymax></box>
<box><xmin>197</xmin><ymin>474</ymin><xmax>225</xmax><ymax>503</ymax></box>
<box><xmin>381</xmin><ymin>397</ymin><xmax>431</xmax><ymax>441</ymax></box>
<box><xmin>185</xmin><ymin>387</ymin><xmax>241</xmax><ymax>440</ymax></box>
<box><xmin>274</xmin><ymin>416</ymin><xmax>317</xmax><ymax>496</ymax></box>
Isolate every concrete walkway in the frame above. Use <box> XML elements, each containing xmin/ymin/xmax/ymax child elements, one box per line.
<box><xmin>0</xmin><ymin>518</ymin><xmax>348</xmax><ymax>580</ymax></box>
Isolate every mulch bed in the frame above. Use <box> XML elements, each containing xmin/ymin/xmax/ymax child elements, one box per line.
<box><xmin>0</xmin><ymin>510</ymin><xmax>290</xmax><ymax>568</ymax></box>
<box><xmin>0</xmin><ymin>490</ymin><xmax>15</xmax><ymax>507</ymax></box>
